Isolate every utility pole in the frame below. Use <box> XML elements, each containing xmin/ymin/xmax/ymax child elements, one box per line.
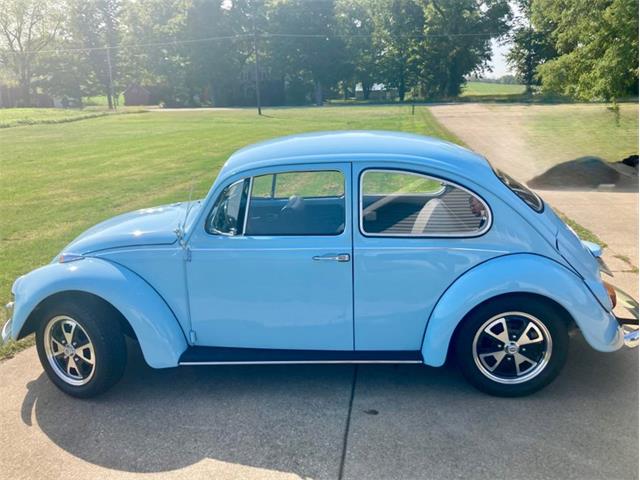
<box><xmin>252</xmin><ymin>12</ymin><xmax>262</xmax><ymax>116</ymax></box>
<box><xmin>106</xmin><ymin>47</ymin><xmax>116</xmax><ymax>111</ymax></box>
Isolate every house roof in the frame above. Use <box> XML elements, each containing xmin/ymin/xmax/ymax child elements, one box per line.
<box><xmin>220</xmin><ymin>131</ymin><xmax>491</xmax><ymax>180</ymax></box>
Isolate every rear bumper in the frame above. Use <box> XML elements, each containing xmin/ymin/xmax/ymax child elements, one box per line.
<box><xmin>613</xmin><ymin>287</ymin><xmax>638</xmax><ymax>348</ymax></box>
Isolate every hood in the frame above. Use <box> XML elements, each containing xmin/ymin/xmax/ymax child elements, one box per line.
<box><xmin>60</xmin><ymin>201</ymin><xmax>202</xmax><ymax>255</ymax></box>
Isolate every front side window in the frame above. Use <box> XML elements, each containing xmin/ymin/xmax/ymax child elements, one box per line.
<box><xmin>360</xmin><ymin>170</ymin><xmax>490</xmax><ymax>236</ymax></box>
<box><xmin>206</xmin><ymin>179</ymin><xmax>249</xmax><ymax>235</ymax></box>
<box><xmin>494</xmin><ymin>169</ymin><xmax>544</xmax><ymax>212</ymax></box>
<box><xmin>245</xmin><ymin>170</ymin><xmax>345</xmax><ymax>235</ymax></box>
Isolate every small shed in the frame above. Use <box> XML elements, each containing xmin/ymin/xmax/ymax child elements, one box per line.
<box><xmin>123</xmin><ymin>84</ymin><xmax>151</xmax><ymax>106</ymax></box>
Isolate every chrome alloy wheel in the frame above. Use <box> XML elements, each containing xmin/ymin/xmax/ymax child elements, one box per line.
<box><xmin>472</xmin><ymin>311</ymin><xmax>552</xmax><ymax>385</ymax></box>
<box><xmin>44</xmin><ymin>315</ymin><xmax>96</xmax><ymax>386</ymax></box>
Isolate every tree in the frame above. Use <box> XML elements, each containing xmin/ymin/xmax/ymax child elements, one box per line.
<box><xmin>185</xmin><ymin>0</ymin><xmax>252</xmax><ymax>106</ymax></box>
<box><xmin>415</xmin><ymin>0</ymin><xmax>511</xmax><ymax>99</ymax></box>
<box><xmin>335</xmin><ymin>0</ymin><xmax>379</xmax><ymax>100</ymax></box>
<box><xmin>269</xmin><ymin>0</ymin><xmax>348</xmax><ymax>105</ymax></box>
<box><xmin>120</xmin><ymin>0</ymin><xmax>193</xmax><ymax>107</ymax></box>
<box><xmin>505</xmin><ymin>0</ymin><xmax>556</xmax><ymax>92</ymax></box>
<box><xmin>372</xmin><ymin>0</ymin><xmax>423</xmax><ymax>102</ymax></box>
<box><xmin>533</xmin><ymin>0</ymin><xmax>639</xmax><ymax>101</ymax></box>
<box><xmin>0</xmin><ymin>0</ymin><xmax>64</xmax><ymax>106</ymax></box>
<box><xmin>67</xmin><ymin>0</ymin><xmax>122</xmax><ymax>109</ymax></box>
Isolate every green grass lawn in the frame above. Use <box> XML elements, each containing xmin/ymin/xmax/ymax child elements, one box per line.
<box><xmin>524</xmin><ymin>103</ymin><xmax>638</xmax><ymax>164</ymax></box>
<box><xmin>460</xmin><ymin>81</ymin><xmax>526</xmax><ymax>97</ymax></box>
<box><xmin>0</xmin><ymin>105</ymin><xmax>458</xmax><ymax>314</ymax></box>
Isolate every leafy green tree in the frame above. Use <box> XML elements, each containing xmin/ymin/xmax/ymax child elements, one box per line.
<box><xmin>415</xmin><ymin>0</ymin><xmax>511</xmax><ymax>98</ymax></box>
<box><xmin>120</xmin><ymin>0</ymin><xmax>193</xmax><ymax>106</ymax></box>
<box><xmin>269</xmin><ymin>0</ymin><xmax>347</xmax><ymax>105</ymax></box>
<box><xmin>185</xmin><ymin>0</ymin><xmax>253</xmax><ymax>106</ymax></box>
<box><xmin>372</xmin><ymin>0</ymin><xmax>423</xmax><ymax>102</ymax></box>
<box><xmin>335</xmin><ymin>0</ymin><xmax>379</xmax><ymax>100</ymax></box>
<box><xmin>533</xmin><ymin>0</ymin><xmax>639</xmax><ymax>101</ymax></box>
<box><xmin>0</xmin><ymin>0</ymin><xmax>65</xmax><ymax>105</ymax></box>
<box><xmin>505</xmin><ymin>0</ymin><xmax>556</xmax><ymax>92</ymax></box>
<box><xmin>67</xmin><ymin>0</ymin><xmax>123</xmax><ymax>108</ymax></box>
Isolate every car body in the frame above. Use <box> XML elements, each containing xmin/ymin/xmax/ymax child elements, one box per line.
<box><xmin>2</xmin><ymin>131</ymin><xmax>638</xmax><ymax>397</ymax></box>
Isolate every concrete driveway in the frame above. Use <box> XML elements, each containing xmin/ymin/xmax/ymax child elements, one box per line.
<box><xmin>0</xmin><ymin>337</ymin><xmax>637</xmax><ymax>480</ymax></box>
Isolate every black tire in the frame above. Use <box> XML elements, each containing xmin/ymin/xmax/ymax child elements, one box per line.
<box><xmin>35</xmin><ymin>299</ymin><xmax>126</xmax><ymax>398</ymax></box>
<box><xmin>455</xmin><ymin>295</ymin><xmax>569</xmax><ymax>397</ymax></box>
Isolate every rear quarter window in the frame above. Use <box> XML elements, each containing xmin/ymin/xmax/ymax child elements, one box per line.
<box><xmin>360</xmin><ymin>170</ymin><xmax>491</xmax><ymax>237</ymax></box>
<box><xmin>494</xmin><ymin>169</ymin><xmax>544</xmax><ymax>212</ymax></box>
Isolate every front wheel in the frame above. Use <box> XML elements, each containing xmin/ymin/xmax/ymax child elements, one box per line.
<box><xmin>36</xmin><ymin>300</ymin><xmax>126</xmax><ymax>398</ymax></box>
<box><xmin>455</xmin><ymin>297</ymin><xmax>569</xmax><ymax>397</ymax></box>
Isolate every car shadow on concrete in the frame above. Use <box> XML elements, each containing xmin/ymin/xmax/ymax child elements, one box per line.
<box><xmin>528</xmin><ymin>156</ymin><xmax>638</xmax><ymax>192</ymax></box>
<box><xmin>19</xmin><ymin>337</ymin><xmax>639</xmax><ymax>479</ymax></box>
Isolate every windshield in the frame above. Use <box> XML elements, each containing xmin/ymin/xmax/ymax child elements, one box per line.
<box><xmin>494</xmin><ymin>169</ymin><xmax>544</xmax><ymax>213</ymax></box>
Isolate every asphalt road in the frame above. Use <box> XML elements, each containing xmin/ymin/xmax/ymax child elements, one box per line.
<box><xmin>0</xmin><ymin>335</ymin><xmax>637</xmax><ymax>480</ymax></box>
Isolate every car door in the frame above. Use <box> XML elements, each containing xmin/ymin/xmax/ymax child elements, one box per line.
<box><xmin>352</xmin><ymin>164</ymin><xmax>503</xmax><ymax>351</ymax></box>
<box><xmin>187</xmin><ymin>162</ymin><xmax>353</xmax><ymax>351</ymax></box>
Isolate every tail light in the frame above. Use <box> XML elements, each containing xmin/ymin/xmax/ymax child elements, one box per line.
<box><xmin>603</xmin><ymin>281</ymin><xmax>617</xmax><ymax>309</ymax></box>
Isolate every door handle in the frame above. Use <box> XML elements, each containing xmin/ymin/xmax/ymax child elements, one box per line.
<box><xmin>312</xmin><ymin>253</ymin><xmax>351</xmax><ymax>262</ymax></box>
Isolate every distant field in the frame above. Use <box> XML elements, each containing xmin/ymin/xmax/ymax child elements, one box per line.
<box><xmin>0</xmin><ymin>105</ymin><xmax>458</xmax><ymax>311</ymax></box>
<box><xmin>83</xmin><ymin>94</ymin><xmax>123</xmax><ymax>107</ymax></box>
<box><xmin>461</xmin><ymin>81</ymin><xmax>526</xmax><ymax>97</ymax></box>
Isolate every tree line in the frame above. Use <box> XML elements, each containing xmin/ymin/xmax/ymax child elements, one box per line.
<box><xmin>0</xmin><ymin>0</ymin><xmax>637</xmax><ymax>108</ymax></box>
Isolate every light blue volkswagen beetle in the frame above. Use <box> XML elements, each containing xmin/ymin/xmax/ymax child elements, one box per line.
<box><xmin>2</xmin><ymin>131</ymin><xmax>638</xmax><ymax>398</ymax></box>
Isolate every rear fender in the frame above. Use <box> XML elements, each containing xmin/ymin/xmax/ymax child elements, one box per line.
<box><xmin>11</xmin><ymin>257</ymin><xmax>188</xmax><ymax>368</ymax></box>
<box><xmin>421</xmin><ymin>254</ymin><xmax>623</xmax><ymax>367</ymax></box>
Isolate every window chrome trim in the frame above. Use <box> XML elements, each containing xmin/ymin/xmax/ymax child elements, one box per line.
<box><xmin>358</xmin><ymin>168</ymin><xmax>493</xmax><ymax>238</ymax></box>
<box><xmin>242</xmin><ymin>176</ymin><xmax>254</xmax><ymax>235</ymax></box>
<box><xmin>205</xmin><ymin>178</ymin><xmax>248</xmax><ymax>237</ymax></box>
<box><xmin>244</xmin><ymin>169</ymin><xmax>347</xmax><ymax>237</ymax></box>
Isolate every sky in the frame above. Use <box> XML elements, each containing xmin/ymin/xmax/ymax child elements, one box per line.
<box><xmin>487</xmin><ymin>39</ymin><xmax>513</xmax><ymax>78</ymax></box>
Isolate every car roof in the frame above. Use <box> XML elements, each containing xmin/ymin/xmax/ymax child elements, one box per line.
<box><xmin>220</xmin><ymin>131</ymin><xmax>491</xmax><ymax>178</ymax></box>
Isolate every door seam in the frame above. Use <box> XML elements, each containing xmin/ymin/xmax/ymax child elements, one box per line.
<box><xmin>350</xmin><ymin>162</ymin><xmax>356</xmax><ymax>351</ymax></box>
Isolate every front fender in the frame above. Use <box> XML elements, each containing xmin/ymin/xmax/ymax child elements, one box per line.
<box><xmin>11</xmin><ymin>257</ymin><xmax>188</xmax><ymax>368</ymax></box>
<box><xmin>421</xmin><ymin>254</ymin><xmax>623</xmax><ymax>367</ymax></box>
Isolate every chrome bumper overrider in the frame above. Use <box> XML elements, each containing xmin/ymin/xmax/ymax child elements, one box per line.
<box><xmin>1</xmin><ymin>302</ymin><xmax>14</xmax><ymax>344</ymax></box>
<box><xmin>613</xmin><ymin>288</ymin><xmax>639</xmax><ymax>348</ymax></box>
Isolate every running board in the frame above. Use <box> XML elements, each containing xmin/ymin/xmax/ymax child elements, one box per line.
<box><xmin>179</xmin><ymin>346</ymin><xmax>423</xmax><ymax>365</ymax></box>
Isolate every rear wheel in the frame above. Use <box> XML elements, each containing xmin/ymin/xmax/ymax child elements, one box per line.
<box><xmin>36</xmin><ymin>300</ymin><xmax>126</xmax><ymax>398</ymax></box>
<box><xmin>455</xmin><ymin>296</ymin><xmax>569</xmax><ymax>397</ymax></box>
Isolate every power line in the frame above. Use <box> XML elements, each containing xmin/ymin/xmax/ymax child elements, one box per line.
<box><xmin>0</xmin><ymin>31</ymin><xmax>501</xmax><ymax>56</ymax></box>
<box><xmin>264</xmin><ymin>32</ymin><xmax>499</xmax><ymax>38</ymax></box>
<box><xmin>0</xmin><ymin>34</ymin><xmax>253</xmax><ymax>55</ymax></box>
